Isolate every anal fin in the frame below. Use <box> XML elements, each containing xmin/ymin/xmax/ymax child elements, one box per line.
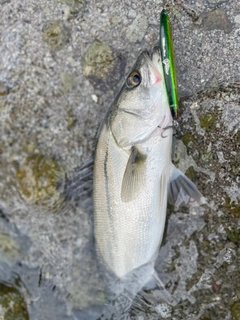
<box><xmin>168</xmin><ymin>165</ymin><xmax>206</xmax><ymax>208</ymax></box>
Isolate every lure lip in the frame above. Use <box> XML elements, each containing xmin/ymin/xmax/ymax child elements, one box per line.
<box><xmin>159</xmin><ymin>9</ymin><xmax>179</xmax><ymax>119</ymax></box>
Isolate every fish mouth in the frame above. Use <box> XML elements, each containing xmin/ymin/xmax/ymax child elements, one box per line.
<box><xmin>151</xmin><ymin>46</ymin><xmax>161</xmax><ymax>58</ymax></box>
<box><xmin>144</xmin><ymin>47</ymin><xmax>162</xmax><ymax>86</ymax></box>
<box><xmin>132</xmin><ymin>48</ymin><xmax>162</xmax><ymax>86</ymax></box>
<box><xmin>141</xmin><ymin>47</ymin><xmax>161</xmax><ymax>63</ymax></box>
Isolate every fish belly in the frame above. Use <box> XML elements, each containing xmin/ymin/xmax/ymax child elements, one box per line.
<box><xmin>94</xmin><ymin>125</ymin><xmax>172</xmax><ymax>278</ymax></box>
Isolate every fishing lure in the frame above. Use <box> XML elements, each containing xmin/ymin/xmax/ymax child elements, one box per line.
<box><xmin>159</xmin><ymin>9</ymin><xmax>179</xmax><ymax>119</ymax></box>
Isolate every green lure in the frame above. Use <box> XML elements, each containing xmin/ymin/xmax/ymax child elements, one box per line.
<box><xmin>159</xmin><ymin>9</ymin><xmax>179</xmax><ymax>119</ymax></box>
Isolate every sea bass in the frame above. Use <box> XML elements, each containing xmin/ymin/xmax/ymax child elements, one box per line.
<box><xmin>93</xmin><ymin>47</ymin><xmax>203</xmax><ymax>281</ymax></box>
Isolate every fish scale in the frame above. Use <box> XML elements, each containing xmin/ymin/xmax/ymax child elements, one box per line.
<box><xmin>94</xmin><ymin>115</ymin><xmax>172</xmax><ymax>278</ymax></box>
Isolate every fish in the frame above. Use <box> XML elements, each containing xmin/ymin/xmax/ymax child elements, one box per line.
<box><xmin>93</xmin><ymin>46</ymin><xmax>204</xmax><ymax>284</ymax></box>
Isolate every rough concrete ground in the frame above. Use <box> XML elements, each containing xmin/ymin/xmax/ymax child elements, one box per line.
<box><xmin>0</xmin><ymin>0</ymin><xmax>239</xmax><ymax>319</ymax></box>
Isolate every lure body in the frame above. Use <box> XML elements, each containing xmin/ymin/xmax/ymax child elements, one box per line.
<box><xmin>159</xmin><ymin>9</ymin><xmax>179</xmax><ymax>119</ymax></box>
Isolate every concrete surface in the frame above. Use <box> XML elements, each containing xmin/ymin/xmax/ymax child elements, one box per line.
<box><xmin>0</xmin><ymin>0</ymin><xmax>239</xmax><ymax>319</ymax></box>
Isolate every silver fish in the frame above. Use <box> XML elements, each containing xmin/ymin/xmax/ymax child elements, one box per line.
<box><xmin>93</xmin><ymin>47</ymin><xmax>203</xmax><ymax>282</ymax></box>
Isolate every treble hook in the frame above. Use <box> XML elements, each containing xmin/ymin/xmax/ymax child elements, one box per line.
<box><xmin>161</xmin><ymin>125</ymin><xmax>174</xmax><ymax>138</ymax></box>
<box><xmin>160</xmin><ymin>120</ymin><xmax>179</xmax><ymax>138</ymax></box>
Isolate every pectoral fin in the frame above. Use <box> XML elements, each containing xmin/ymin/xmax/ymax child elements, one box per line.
<box><xmin>168</xmin><ymin>165</ymin><xmax>205</xmax><ymax>208</ymax></box>
<box><xmin>121</xmin><ymin>146</ymin><xmax>147</xmax><ymax>202</ymax></box>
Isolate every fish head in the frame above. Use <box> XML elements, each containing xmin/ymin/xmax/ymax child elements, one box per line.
<box><xmin>109</xmin><ymin>47</ymin><xmax>172</xmax><ymax>148</ymax></box>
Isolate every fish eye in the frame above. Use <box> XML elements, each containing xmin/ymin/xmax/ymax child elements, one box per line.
<box><xmin>126</xmin><ymin>71</ymin><xmax>141</xmax><ymax>88</ymax></box>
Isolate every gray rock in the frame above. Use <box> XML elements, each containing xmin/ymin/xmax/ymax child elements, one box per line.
<box><xmin>126</xmin><ymin>14</ymin><xmax>148</xmax><ymax>42</ymax></box>
<box><xmin>127</xmin><ymin>9</ymin><xmax>137</xmax><ymax>19</ymax></box>
<box><xmin>235</xmin><ymin>14</ymin><xmax>240</xmax><ymax>24</ymax></box>
<box><xmin>0</xmin><ymin>0</ymin><xmax>239</xmax><ymax>319</ymax></box>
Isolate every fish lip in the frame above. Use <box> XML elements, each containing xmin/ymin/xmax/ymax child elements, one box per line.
<box><xmin>148</xmin><ymin>46</ymin><xmax>162</xmax><ymax>85</ymax></box>
<box><xmin>138</xmin><ymin>48</ymin><xmax>161</xmax><ymax>65</ymax></box>
<box><xmin>134</xmin><ymin>47</ymin><xmax>161</xmax><ymax>86</ymax></box>
<box><xmin>141</xmin><ymin>46</ymin><xmax>160</xmax><ymax>56</ymax></box>
<box><xmin>141</xmin><ymin>50</ymin><xmax>150</xmax><ymax>60</ymax></box>
<box><xmin>151</xmin><ymin>46</ymin><xmax>161</xmax><ymax>59</ymax></box>
<box><xmin>141</xmin><ymin>47</ymin><xmax>160</xmax><ymax>61</ymax></box>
